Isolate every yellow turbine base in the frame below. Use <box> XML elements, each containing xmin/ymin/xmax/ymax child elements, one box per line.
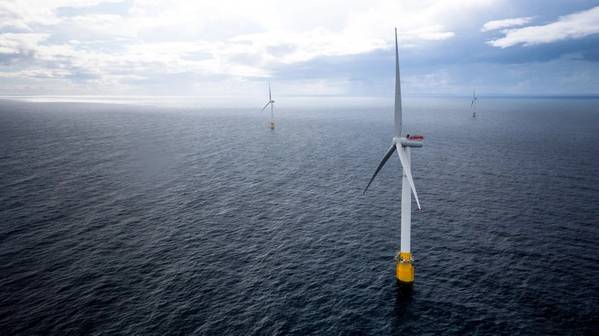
<box><xmin>270</xmin><ymin>122</ymin><xmax>275</xmax><ymax>129</ymax></box>
<box><xmin>396</xmin><ymin>252</ymin><xmax>414</xmax><ymax>283</ymax></box>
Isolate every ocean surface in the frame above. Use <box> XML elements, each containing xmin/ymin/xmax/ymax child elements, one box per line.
<box><xmin>0</xmin><ymin>97</ymin><xmax>598</xmax><ymax>335</ymax></box>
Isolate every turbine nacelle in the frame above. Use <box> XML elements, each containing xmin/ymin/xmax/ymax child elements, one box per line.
<box><xmin>394</xmin><ymin>135</ymin><xmax>424</xmax><ymax>148</ymax></box>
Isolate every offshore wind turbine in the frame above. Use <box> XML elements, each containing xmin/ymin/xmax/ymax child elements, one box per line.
<box><xmin>260</xmin><ymin>82</ymin><xmax>276</xmax><ymax>129</ymax></box>
<box><xmin>363</xmin><ymin>28</ymin><xmax>424</xmax><ymax>284</ymax></box>
<box><xmin>471</xmin><ymin>89</ymin><xmax>478</xmax><ymax>118</ymax></box>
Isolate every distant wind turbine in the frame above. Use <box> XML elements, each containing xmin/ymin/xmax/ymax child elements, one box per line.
<box><xmin>260</xmin><ymin>83</ymin><xmax>276</xmax><ymax>129</ymax></box>
<box><xmin>471</xmin><ymin>89</ymin><xmax>478</xmax><ymax>118</ymax></box>
<box><xmin>363</xmin><ymin>28</ymin><xmax>424</xmax><ymax>285</ymax></box>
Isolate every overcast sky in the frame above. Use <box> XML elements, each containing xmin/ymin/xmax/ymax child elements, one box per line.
<box><xmin>1</xmin><ymin>0</ymin><xmax>598</xmax><ymax>100</ymax></box>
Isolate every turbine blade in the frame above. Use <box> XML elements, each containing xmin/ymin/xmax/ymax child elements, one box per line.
<box><xmin>394</xmin><ymin>27</ymin><xmax>402</xmax><ymax>137</ymax></box>
<box><xmin>261</xmin><ymin>101</ymin><xmax>271</xmax><ymax>112</ymax></box>
<box><xmin>363</xmin><ymin>144</ymin><xmax>396</xmax><ymax>194</ymax></box>
<box><xmin>269</xmin><ymin>82</ymin><xmax>272</xmax><ymax>101</ymax></box>
<box><xmin>396</xmin><ymin>145</ymin><xmax>421</xmax><ymax>209</ymax></box>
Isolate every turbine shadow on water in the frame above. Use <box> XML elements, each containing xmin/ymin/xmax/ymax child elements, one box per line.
<box><xmin>394</xmin><ymin>282</ymin><xmax>414</xmax><ymax>305</ymax></box>
<box><xmin>392</xmin><ymin>283</ymin><xmax>414</xmax><ymax>330</ymax></box>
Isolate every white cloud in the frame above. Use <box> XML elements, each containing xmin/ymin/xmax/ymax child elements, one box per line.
<box><xmin>0</xmin><ymin>0</ymin><xmax>499</xmax><ymax>95</ymax></box>
<box><xmin>488</xmin><ymin>6</ymin><xmax>599</xmax><ymax>48</ymax></box>
<box><xmin>481</xmin><ymin>16</ymin><xmax>534</xmax><ymax>32</ymax></box>
<box><xmin>0</xmin><ymin>33</ymin><xmax>48</xmax><ymax>55</ymax></box>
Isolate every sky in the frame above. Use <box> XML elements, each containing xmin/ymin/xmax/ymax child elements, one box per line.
<box><xmin>1</xmin><ymin>0</ymin><xmax>598</xmax><ymax>103</ymax></box>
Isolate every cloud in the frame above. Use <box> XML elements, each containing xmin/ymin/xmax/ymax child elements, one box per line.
<box><xmin>12</xmin><ymin>0</ymin><xmax>598</xmax><ymax>98</ymax></box>
<box><xmin>488</xmin><ymin>6</ymin><xmax>599</xmax><ymax>48</ymax></box>
<box><xmin>481</xmin><ymin>16</ymin><xmax>534</xmax><ymax>32</ymax></box>
<box><xmin>0</xmin><ymin>33</ymin><xmax>48</xmax><ymax>58</ymax></box>
<box><xmin>0</xmin><ymin>0</ymin><xmax>500</xmax><ymax>95</ymax></box>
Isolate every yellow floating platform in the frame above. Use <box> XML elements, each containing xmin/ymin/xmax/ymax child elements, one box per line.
<box><xmin>396</xmin><ymin>252</ymin><xmax>414</xmax><ymax>283</ymax></box>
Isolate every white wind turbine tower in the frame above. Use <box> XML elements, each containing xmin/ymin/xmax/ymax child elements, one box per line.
<box><xmin>363</xmin><ymin>28</ymin><xmax>424</xmax><ymax>284</ymax></box>
<box><xmin>260</xmin><ymin>83</ymin><xmax>276</xmax><ymax>129</ymax></box>
<box><xmin>471</xmin><ymin>89</ymin><xmax>478</xmax><ymax>118</ymax></box>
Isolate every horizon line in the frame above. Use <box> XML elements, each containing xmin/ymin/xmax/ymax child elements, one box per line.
<box><xmin>1</xmin><ymin>93</ymin><xmax>598</xmax><ymax>99</ymax></box>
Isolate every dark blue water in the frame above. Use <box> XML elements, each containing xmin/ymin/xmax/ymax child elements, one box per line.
<box><xmin>1</xmin><ymin>98</ymin><xmax>598</xmax><ymax>335</ymax></box>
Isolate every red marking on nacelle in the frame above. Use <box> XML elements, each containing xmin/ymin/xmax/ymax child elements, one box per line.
<box><xmin>408</xmin><ymin>135</ymin><xmax>424</xmax><ymax>141</ymax></box>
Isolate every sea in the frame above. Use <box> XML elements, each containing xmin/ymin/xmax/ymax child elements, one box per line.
<box><xmin>0</xmin><ymin>97</ymin><xmax>597</xmax><ymax>335</ymax></box>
